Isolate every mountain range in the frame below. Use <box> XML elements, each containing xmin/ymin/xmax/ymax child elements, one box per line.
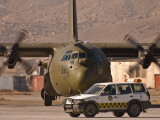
<box><xmin>0</xmin><ymin>0</ymin><xmax>160</xmax><ymax>43</ymax></box>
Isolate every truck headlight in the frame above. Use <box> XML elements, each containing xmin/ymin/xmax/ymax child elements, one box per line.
<box><xmin>73</xmin><ymin>99</ymin><xmax>85</xmax><ymax>104</ymax></box>
<box><xmin>65</xmin><ymin>98</ymin><xmax>73</xmax><ymax>104</ymax></box>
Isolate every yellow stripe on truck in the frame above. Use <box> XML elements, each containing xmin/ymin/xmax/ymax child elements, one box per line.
<box><xmin>99</xmin><ymin>103</ymin><xmax>127</xmax><ymax>108</ymax></box>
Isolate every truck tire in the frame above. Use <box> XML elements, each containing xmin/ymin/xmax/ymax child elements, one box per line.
<box><xmin>69</xmin><ymin>113</ymin><xmax>80</xmax><ymax>117</ymax></box>
<box><xmin>128</xmin><ymin>104</ymin><xmax>141</xmax><ymax>117</ymax></box>
<box><xmin>44</xmin><ymin>92</ymin><xmax>52</xmax><ymax>106</ymax></box>
<box><xmin>113</xmin><ymin>111</ymin><xmax>125</xmax><ymax>117</ymax></box>
<box><xmin>84</xmin><ymin>104</ymin><xmax>97</xmax><ymax>118</ymax></box>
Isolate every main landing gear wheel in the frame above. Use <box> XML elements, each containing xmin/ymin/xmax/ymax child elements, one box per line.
<box><xmin>44</xmin><ymin>92</ymin><xmax>52</xmax><ymax>106</ymax></box>
<box><xmin>69</xmin><ymin>113</ymin><xmax>80</xmax><ymax>117</ymax></box>
<box><xmin>83</xmin><ymin>104</ymin><xmax>97</xmax><ymax>118</ymax></box>
<box><xmin>41</xmin><ymin>88</ymin><xmax>44</xmax><ymax>100</ymax></box>
<box><xmin>113</xmin><ymin>111</ymin><xmax>125</xmax><ymax>117</ymax></box>
<box><xmin>128</xmin><ymin>104</ymin><xmax>141</xmax><ymax>117</ymax></box>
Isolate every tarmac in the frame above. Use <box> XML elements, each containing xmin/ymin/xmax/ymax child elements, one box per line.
<box><xmin>0</xmin><ymin>92</ymin><xmax>160</xmax><ymax>120</ymax></box>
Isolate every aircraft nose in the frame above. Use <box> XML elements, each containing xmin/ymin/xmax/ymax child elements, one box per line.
<box><xmin>69</xmin><ymin>67</ymin><xmax>94</xmax><ymax>93</ymax></box>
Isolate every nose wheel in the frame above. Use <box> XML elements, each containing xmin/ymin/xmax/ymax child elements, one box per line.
<box><xmin>41</xmin><ymin>88</ymin><xmax>44</xmax><ymax>100</ymax></box>
<box><xmin>41</xmin><ymin>88</ymin><xmax>55</xmax><ymax>106</ymax></box>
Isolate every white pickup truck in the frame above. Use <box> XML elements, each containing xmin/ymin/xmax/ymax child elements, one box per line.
<box><xmin>63</xmin><ymin>82</ymin><xmax>151</xmax><ymax>118</ymax></box>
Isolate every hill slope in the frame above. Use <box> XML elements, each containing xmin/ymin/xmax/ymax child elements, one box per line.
<box><xmin>0</xmin><ymin>0</ymin><xmax>160</xmax><ymax>43</ymax></box>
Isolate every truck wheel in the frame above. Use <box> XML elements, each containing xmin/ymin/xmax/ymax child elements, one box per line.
<box><xmin>69</xmin><ymin>113</ymin><xmax>80</xmax><ymax>117</ymax></box>
<box><xmin>44</xmin><ymin>92</ymin><xmax>52</xmax><ymax>106</ymax></box>
<box><xmin>113</xmin><ymin>111</ymin><xmax>125</xmax><ymax>117</ymax></box>
<box><xmin>84</xmin><ymin>104</ymin><xmax>97</xmax><ymax>118</ymax></box>
<box><xmin>128</xmin><ymin>104</ymin><xmax>141</xmax><ymax>117</ymax></box>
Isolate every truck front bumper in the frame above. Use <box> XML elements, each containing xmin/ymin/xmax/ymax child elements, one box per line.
<box><xmin>63</xmin><ymin>103</ymin><xmax>85</xmax><ymax>114</ymax></box>
<box><xmin>141</xmin><ymin>101</ymin><xmax>151</xmax><ymax>110</ymax></box>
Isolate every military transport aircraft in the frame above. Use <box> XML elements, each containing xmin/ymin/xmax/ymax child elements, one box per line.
<box><xmin>0</xmin><ymin>0</ymin><xmax>160</xmax><ymax>106</ymax></box>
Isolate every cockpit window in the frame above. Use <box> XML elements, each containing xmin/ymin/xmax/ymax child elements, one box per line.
<box><xmin>66</xmin><ymin>50</ymin><xmax>73</xmax><ymax>54</ymax></box>
<box><xmin>61</xmin><ymin>55</ymin><xmax>67</xmax><ymax>61</ymax></box>
<box><xmin>94</xmin><ymin>49</ymin><xmax>103</xmax><ymax>62</ymax></box>
<box><xmin>79</xmin><ymin>53</ymin><xmax>86</xmax><ymax>59</ymax></box>
<box><xmin>71</xmin><ymin>53</ymin><xmax>78</xmax><ymax>59</ymax></box>
<box><xmin>68</xmin><ymin>55</ymin><xmax>71</xmax><ymax>60</ymax></box>
<box><xmin>61</xmin><ymin>55</ymin><xmax>71</xmax><ymax>61</ymax></box>
<box><xmin>87</xmin><ymin>53</ymin><xmax>94</xmax><ymax>59</ymax></box>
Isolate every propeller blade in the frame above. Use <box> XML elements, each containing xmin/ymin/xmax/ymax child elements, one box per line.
<box><xmin>11</xmin><ymin>29</ymin><xmax>27</xmax><ymax>51</ymax></box>
<box><xmin>38</xmin><ymin>60</ymin><xmax>43</xmax><ymax>66</ymax></box>
<box><xmin>16</xmin><ymin>29</ymin><xmax>28</xmax><ymax>44</ymax></box>
<box><xmin>124</xmin><ymin>34</ymin><xmax>144</xmax><ymax>51</ymax></box>
<box><xmin>7</xmin><ymin>29</ymin><xmax>29</xmax><ymax>68</ymax></box>
<box><xmin>18</xmin><ymin>58</ymin><xmax>36</xmax><ymax>75</ymax></box>
<box><xmin>149</xmin><ymin>35</ymin><xmax>160</xmax><ymax>50</ymax></box>
<box><xmin>126</xmin><ymin>61</ymin><xmax>140</xmax><ymax>75</ymax></box>
<box><xmin>0</xmin><ymin>46</ymin><xmax>7</xmax><ymax>52</ymax></box>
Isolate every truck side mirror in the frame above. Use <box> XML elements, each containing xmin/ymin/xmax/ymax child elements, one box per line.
<box><xmin>101</xmin><ymin>91</ymin><xmax>105</xmax><ymax>96</ymax></box>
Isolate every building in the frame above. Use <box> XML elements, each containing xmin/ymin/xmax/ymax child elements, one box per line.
<box><xmin>111</xmin><ymin>62</ymin><xmax>160</xmax><ymax>89</ymax></box>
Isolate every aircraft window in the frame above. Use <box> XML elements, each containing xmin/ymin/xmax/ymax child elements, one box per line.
<box><xmin>61</xmin><ymin>55</ymin><xmax>67</xmax><ymax>61</ymax></box>
<box><xmin>79</xmin><ymin>53</ymin><xmax>86</xmax><ymax>58</ymax></box>
<box><xmin>66</xmin><ymin>50</ymin><xmax>73</xmax><ymax>54</ymax></box>
<box><xmin>87</xmin><ymin>54</ymin><xmax>94</xmax><ymax>59</ymax></box>
<box><xmin>71</xmin><ymin>53</ymin><xmax>78</xmax><ymax>59</ymax></box>
<box><xmin>68</xmin><ymin>55</ymin><xmax>71</xmax><ymax>60</ymax></box>
<box><xmin>94</xmin><ymin>49</ymin><xmax>103</xmax><ymax>62</ymax></box>
<box><xmin>61</xmin><ymin>55</ymin><xmax>69</xmax><ymax>61</ymax></box>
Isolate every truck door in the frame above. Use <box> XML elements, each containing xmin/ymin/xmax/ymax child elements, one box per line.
<box><xmin>131</xmin><ymin>84</ymin><xmax>148</xmax><ymax>101</ymax></box>
<box><xmin>98</xmin><ymin>84</ymin><xmax>118</xmax><ymax>111</ymax></box>
<box><xmin>116</xmin><ymin>84</ymin><xmax>133</xmax><ymax>110</ymax></box>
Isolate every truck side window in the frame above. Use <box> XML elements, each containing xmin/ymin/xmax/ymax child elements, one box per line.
<box><xmin>103</xmin><ymin>85</ymin><xmax>116</xmax><ymax>95</ymax></box>
<box><xmin>117</xmin><ymin>84</ymin><xmax>131</xmax><ymax>95</ymax></box>
<box><xmin>131</xmin><ymin>84</ymin><xmax>145</xmax><ymax>93</ymax></box>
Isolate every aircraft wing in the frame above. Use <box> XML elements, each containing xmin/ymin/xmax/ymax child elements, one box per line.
<box><xmin>0</xmin><ymin>43</ymin><xmax>66</xmax><ymax>57</ymax></box>
<box><xmin>94</xmin><ymin>43</ymin><xmax>160</xmax><ymax>58</ymax></box>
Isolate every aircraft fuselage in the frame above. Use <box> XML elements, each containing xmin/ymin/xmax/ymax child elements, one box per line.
<box><xmin>49</xmin><ymin>42</ymin><xmax>112</xmax><ymax>96</ymax></box>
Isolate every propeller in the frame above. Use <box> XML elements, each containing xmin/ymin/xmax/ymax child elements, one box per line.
<box><xmin>0</xmin><ymin>46</ymin><xmax>7</xmax><ymax>53</ymax></box>
<box><xmin>124</xmin><ymin>34</ymin><xmax>160</xmax><ymax>74</ymax></box>
<box><xmin>0</xmin><ymin>29</ymin><xmax>36</xmax><ymax>75</ymax></box>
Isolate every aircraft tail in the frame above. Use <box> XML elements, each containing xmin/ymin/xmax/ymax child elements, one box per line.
<box><xmin>68</xmin><ymin>0</ymin><xmax>78</xmax><ymax>43</ymax></box>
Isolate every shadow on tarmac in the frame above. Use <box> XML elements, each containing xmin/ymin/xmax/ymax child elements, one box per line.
<box><xmin>77</xmin><ymin>105</ymin><xmax>160</xmax><ymax>119</ymax></box>
<box><xmin>151</xmin><ymin>104</ymin><xmax>160</xmax><ymax>108</ymax></box>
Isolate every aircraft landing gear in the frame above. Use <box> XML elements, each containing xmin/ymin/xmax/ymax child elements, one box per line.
<box><xmin>41</xmin><ymin>88</ymin><xmax>55</xmax><ymax>106</ymax></box>
<box><xmin>44</xmin><ymin>92</ymin><xmax>52</xmax><ymax>106</ymax></box>
<box><xmin>41</xmin><ymin>88</ymin><xmax>44</xmax><ymax>100</ymax></box>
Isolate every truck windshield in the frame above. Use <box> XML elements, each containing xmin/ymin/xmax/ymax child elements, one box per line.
<box><xmin>85</xmin><ymin>85</ymin><xmax>105</xmax><ymax>94</ymax></box>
